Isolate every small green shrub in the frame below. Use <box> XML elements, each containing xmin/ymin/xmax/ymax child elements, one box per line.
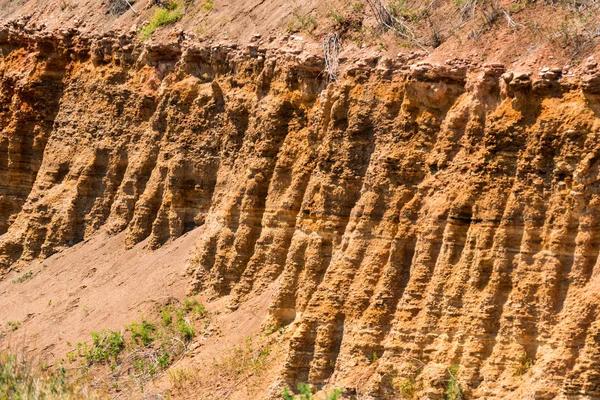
<box><xmin>327</xmin><ymin>388</ymin><xmax>342</xmax><ymax>400</ymax></box>
<box><xmin>79</xmin><ymin>330</ymin><xmax>125</xmax><ymax>365</ymax></box>
<box><xmin>134</xmin><ymin>358</ymin><xmax>155</xmax><ymax>379</ymax></box>
<box><xmin>282</xmin><ymin>382</ymin><xmax>341</xmax><ymax>400</ymax></box>
<box><xmin>177</xmin><ymin>320</ymin><xmax>195</xmax><ymax>341</ymax></box>
<box><xmin>349</xmin><ymin>1</ymin><xmax>364</xmax><ymax>12</ymax></box>
<box><xmin>157</xmin><ymin>351</ymin><xmax>170</xmax><ymax>369</ymax></box>
<box><xmin>328</xmin><ymin>7</ymin><xmax>345</xmax><ymax>25</ymax></box>
<box><xmin>65</xmin><ymin>298</ymin><xmax>209</xmax><ymax>396</ymax></box>
<box><xmin>513</xmin><ymin>352</ymin><xmax>533</xmax><ymax>376</ymax></box>
<box><xmin>139</xmin><ymin>3</ymin><xmax>183</xmax><ymax>40</ymax></box>
<box><xmin>287</xmin><ymin>11</ymin><xmax>317</xmax><ymax>34</ymax></box>
<box><xmin>182</xmin><ymin>299</ymin><xmax>207</xmax><ymax>318</ymax></box>
<box><xmin>371</xmin><ymin>352</ymin><xmax>379</xmax><ymax>363</ymax></box>
<box><xmin>264</xmin><ymin>324</ymin><xmax>280</xmax><ymax>336</ymax></box>
<box><xmin>7</xmin><ymin>321</ymin><xmax>21</xmax><ymax>331</ymax></box>
<box><xmin>12</xmin><ymin>270</ymin><xmax>33</xmax><ymax>284</ymax></box>
<box><xmin>399</xmin><ymin>376</ymin><xmax>417</xmax><ymax>398</ymax></box>
<box><xmin>171</xmin><ymin>298</ymin><xmax>207</xmax><ymax>341</ymax></box>
<box><xmin>129</xmin><ymin>320</ymin><xmax>156</xmax><ymax>346</ymax></box>
<box><xmin>161</xmin><ymin>307</ymin><xmax>173</xmax><ymax>326</ymax></box>
<box><xmin>444</xmin><ymin>365</ymin><xmax>463</xmax><ymax>400</ymax></box>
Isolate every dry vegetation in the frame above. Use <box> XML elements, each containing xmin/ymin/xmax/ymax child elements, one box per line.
<box><xmin>0</xmin><ymin>298</ymin><xmax>212</xmax><ymax>399</ymax></box>
<box><xmin>0</xmin><ymin>351</ymin><xmax>84</xmax><ymax>399</ymax></box>
<box><xmin>280</xmin><ymin>0</ymin><xmax>600</xmax><ymax>61</ymax></box>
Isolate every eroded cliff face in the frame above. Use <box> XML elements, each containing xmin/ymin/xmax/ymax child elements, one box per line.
<box><xmin>1</xmin><ymin>25</ymin><xmax>600</xmax><ymax>399</ymax></box>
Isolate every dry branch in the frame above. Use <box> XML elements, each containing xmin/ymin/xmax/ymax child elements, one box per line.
<box><xmin>323</xmin><ymin>33</ymin><xmax>340</xmax><ymax>82</ymax></box>
<box><xmin>365</xmin><ymin>0</ymin><xmax>415</xmax><ymax>40</ymax></box>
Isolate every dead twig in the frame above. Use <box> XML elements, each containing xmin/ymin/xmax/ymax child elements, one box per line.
<box><xmin>365</xmin><ymin>0</ymin><xmax>414</xmax><ymax>40</ymax></box>
<box><xmin>323</xmin><ymin>33</ymin><xmax>340</xmax><ymax>82</ymax></box>
<box><xmin>502</xmin><ymin>9</ymin><xmax>524</xmax><ymax>29</ymax></box>
<box><xmin>364</xmin><ymin>0</ymin><xmax>430</xmax><ymax>52</ymax></box>
<box><xmin>123</xmin><ymin>0</ymin><xmax>139</xmax><ymax>14</ymax></box>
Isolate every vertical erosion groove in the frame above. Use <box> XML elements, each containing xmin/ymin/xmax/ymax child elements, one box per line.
<box><xmin>0</xmin><ymin>50</ymin><xmax>66</xmax><ymax>237</ymax></box>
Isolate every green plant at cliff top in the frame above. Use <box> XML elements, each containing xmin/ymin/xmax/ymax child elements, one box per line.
<box><xmin>328</xmin><ymin>6</ymin><xmax>345</xmax><ymax>25</ymax></box>
<box><xmin>287</xmin><ymin>11</ymin><xmax>317</xmax><ymax>34</ymax></box>
<box><xmin>139</xmin><ymin>2</ymin><xmax>184</xmax><ymax>40</ymax></box>
<box><xmin>199</xmin><ymin>0</ymin><xmax>214</xmax><ymax>12</ymax></box>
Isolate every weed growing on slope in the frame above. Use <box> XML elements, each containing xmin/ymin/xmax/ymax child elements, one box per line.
<box><xmin>6</xmin><ymin>321</ymin><xmax>21</xmax><ymax>331</ymax></box>
<box><xmin>371</xmin><ymin>351</ymin><xmax>379</xmax><ymax>363</ymax></box>
<box><xmin>139</xmin><ymin>1</ymin><xmax>184</xmax><ymax>40</ymax></box>
<box><xmin>282</xmin><ymin>382</ymin><xmax>342</xmax><ymax>400</ymax></box>
<box><xmin>513</xmin><ymin>351</ymin><xmax>534</xmax><ymax>376</ymax></box>
<box><xmin>176</xmin><ymin>318</ymin><xmax>195</xmax><ymax>341</ymax></box>
<box><xmin>212</xmin><ymin>326</ymin><xmax>288</xmax><ymax>397</ymax></box>
<box><xmin>0</xmin><ymin>352</ymin><xmax>85</xmax><ymax>399</ymax></box>
<box><xmin>78</xmin><ymin>329</ymin><xmax>125</xmax><ymax>365</ymax></box>
<box><xmin>215</xmin><ymin>336</ymin><xmax>272</xmax><ymax>377</ymax></box>
<box><xmin>199</xmin><ymin>0</ymin><xmax>214</xmax><ymax>13</ymax></box>
<box><xmin>379</xmin><ymin>361</ymin><xmax>424</xmax><ymax>399</ymax></box>
<box><xmin>349</xmin><ymin>1</ymin><xmax>365</xmax><ymax>12</ymax></box>
<box><xmin>287</xmin><ymin>10</ymin><xmax>317</xmax><ymax>34</ymax></box>
<box><xmin>264</xmin><ymin>323</ymin><xmax>285</xmax><ymax>336</ymax></box>
<box><xmin>328</xmin><ymin>5</ymin><xmax>345</xmax><ymax>25</ymax></box>
<box><xmin>399</xmin><ymin>375</ymin><xmax>420</xmax><ymax>398</ymax></box>
<box><xmin>129</xmin><ymin>319</ymin><xmax>156</xmax><ymax>346</ymax></box>
<box><xmin>181</xmin><ymin>298</ymin><xmax>207</xmax><ymax>318</ymax></box>
<box><xmin>12</xmin><ymin>270</ymin><xmax>33</xmax><ymax>284</ymax></box>
<box><xmin>167</xmin><ymin>367</ymin><xmax>197</xmax><ymax>389</ymax></box>
<box><xmin>65</xmin><ymin>298</ymin><xmax>209</xmax><ymax>395</ymax></box>
<box><xmin>161</xmin><ymin>306</ymin><xmax>173</xmax><ymax>326</ymax></box>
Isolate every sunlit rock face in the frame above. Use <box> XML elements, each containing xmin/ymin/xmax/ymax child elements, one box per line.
<box><xmin>1</xmin><ymin>26</ymin><xmax>600</xmax><ymax>399</ymax></box>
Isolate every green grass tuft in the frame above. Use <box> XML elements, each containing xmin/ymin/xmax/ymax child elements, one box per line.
<box><xmin>78</xmin><ymin>330</ymin><xmax>125</xmax><ymax>365</ymax></box>
<box><xmin>199</xmin><ymin>0</ymin><xmax>214</xmax><ymax>13</ymax></box>
<box><xmin>282</xmin><ymin>382</ymin><xmax>342</xmax><ymax>400</ymax></box>
<box><xmin>129</xmin><ymin>319</ymin><xmax>156</xmax><ymax>346</ymax></box>
<box><xmin>139</xmin><ymin>3</ymin><xmax>183</xmax><ymax>40</ymax></box>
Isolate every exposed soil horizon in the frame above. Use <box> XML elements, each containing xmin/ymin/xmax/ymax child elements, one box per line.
<box><xmin>2</xmin><ymin>1</ymin><xmax>600</xmax><ymax>398</ymax></box>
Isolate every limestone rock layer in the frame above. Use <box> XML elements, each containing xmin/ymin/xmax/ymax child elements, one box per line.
<box><xmin>1</xmin><ymin>27</ymin><xmax>600</xmax><ymax>399</ymax></box>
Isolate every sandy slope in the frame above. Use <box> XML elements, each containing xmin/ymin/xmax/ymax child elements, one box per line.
<box><xmin>0</xmin><ymin>228</ymin><xmax>196</xmax><ymax>360</ymax></box>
